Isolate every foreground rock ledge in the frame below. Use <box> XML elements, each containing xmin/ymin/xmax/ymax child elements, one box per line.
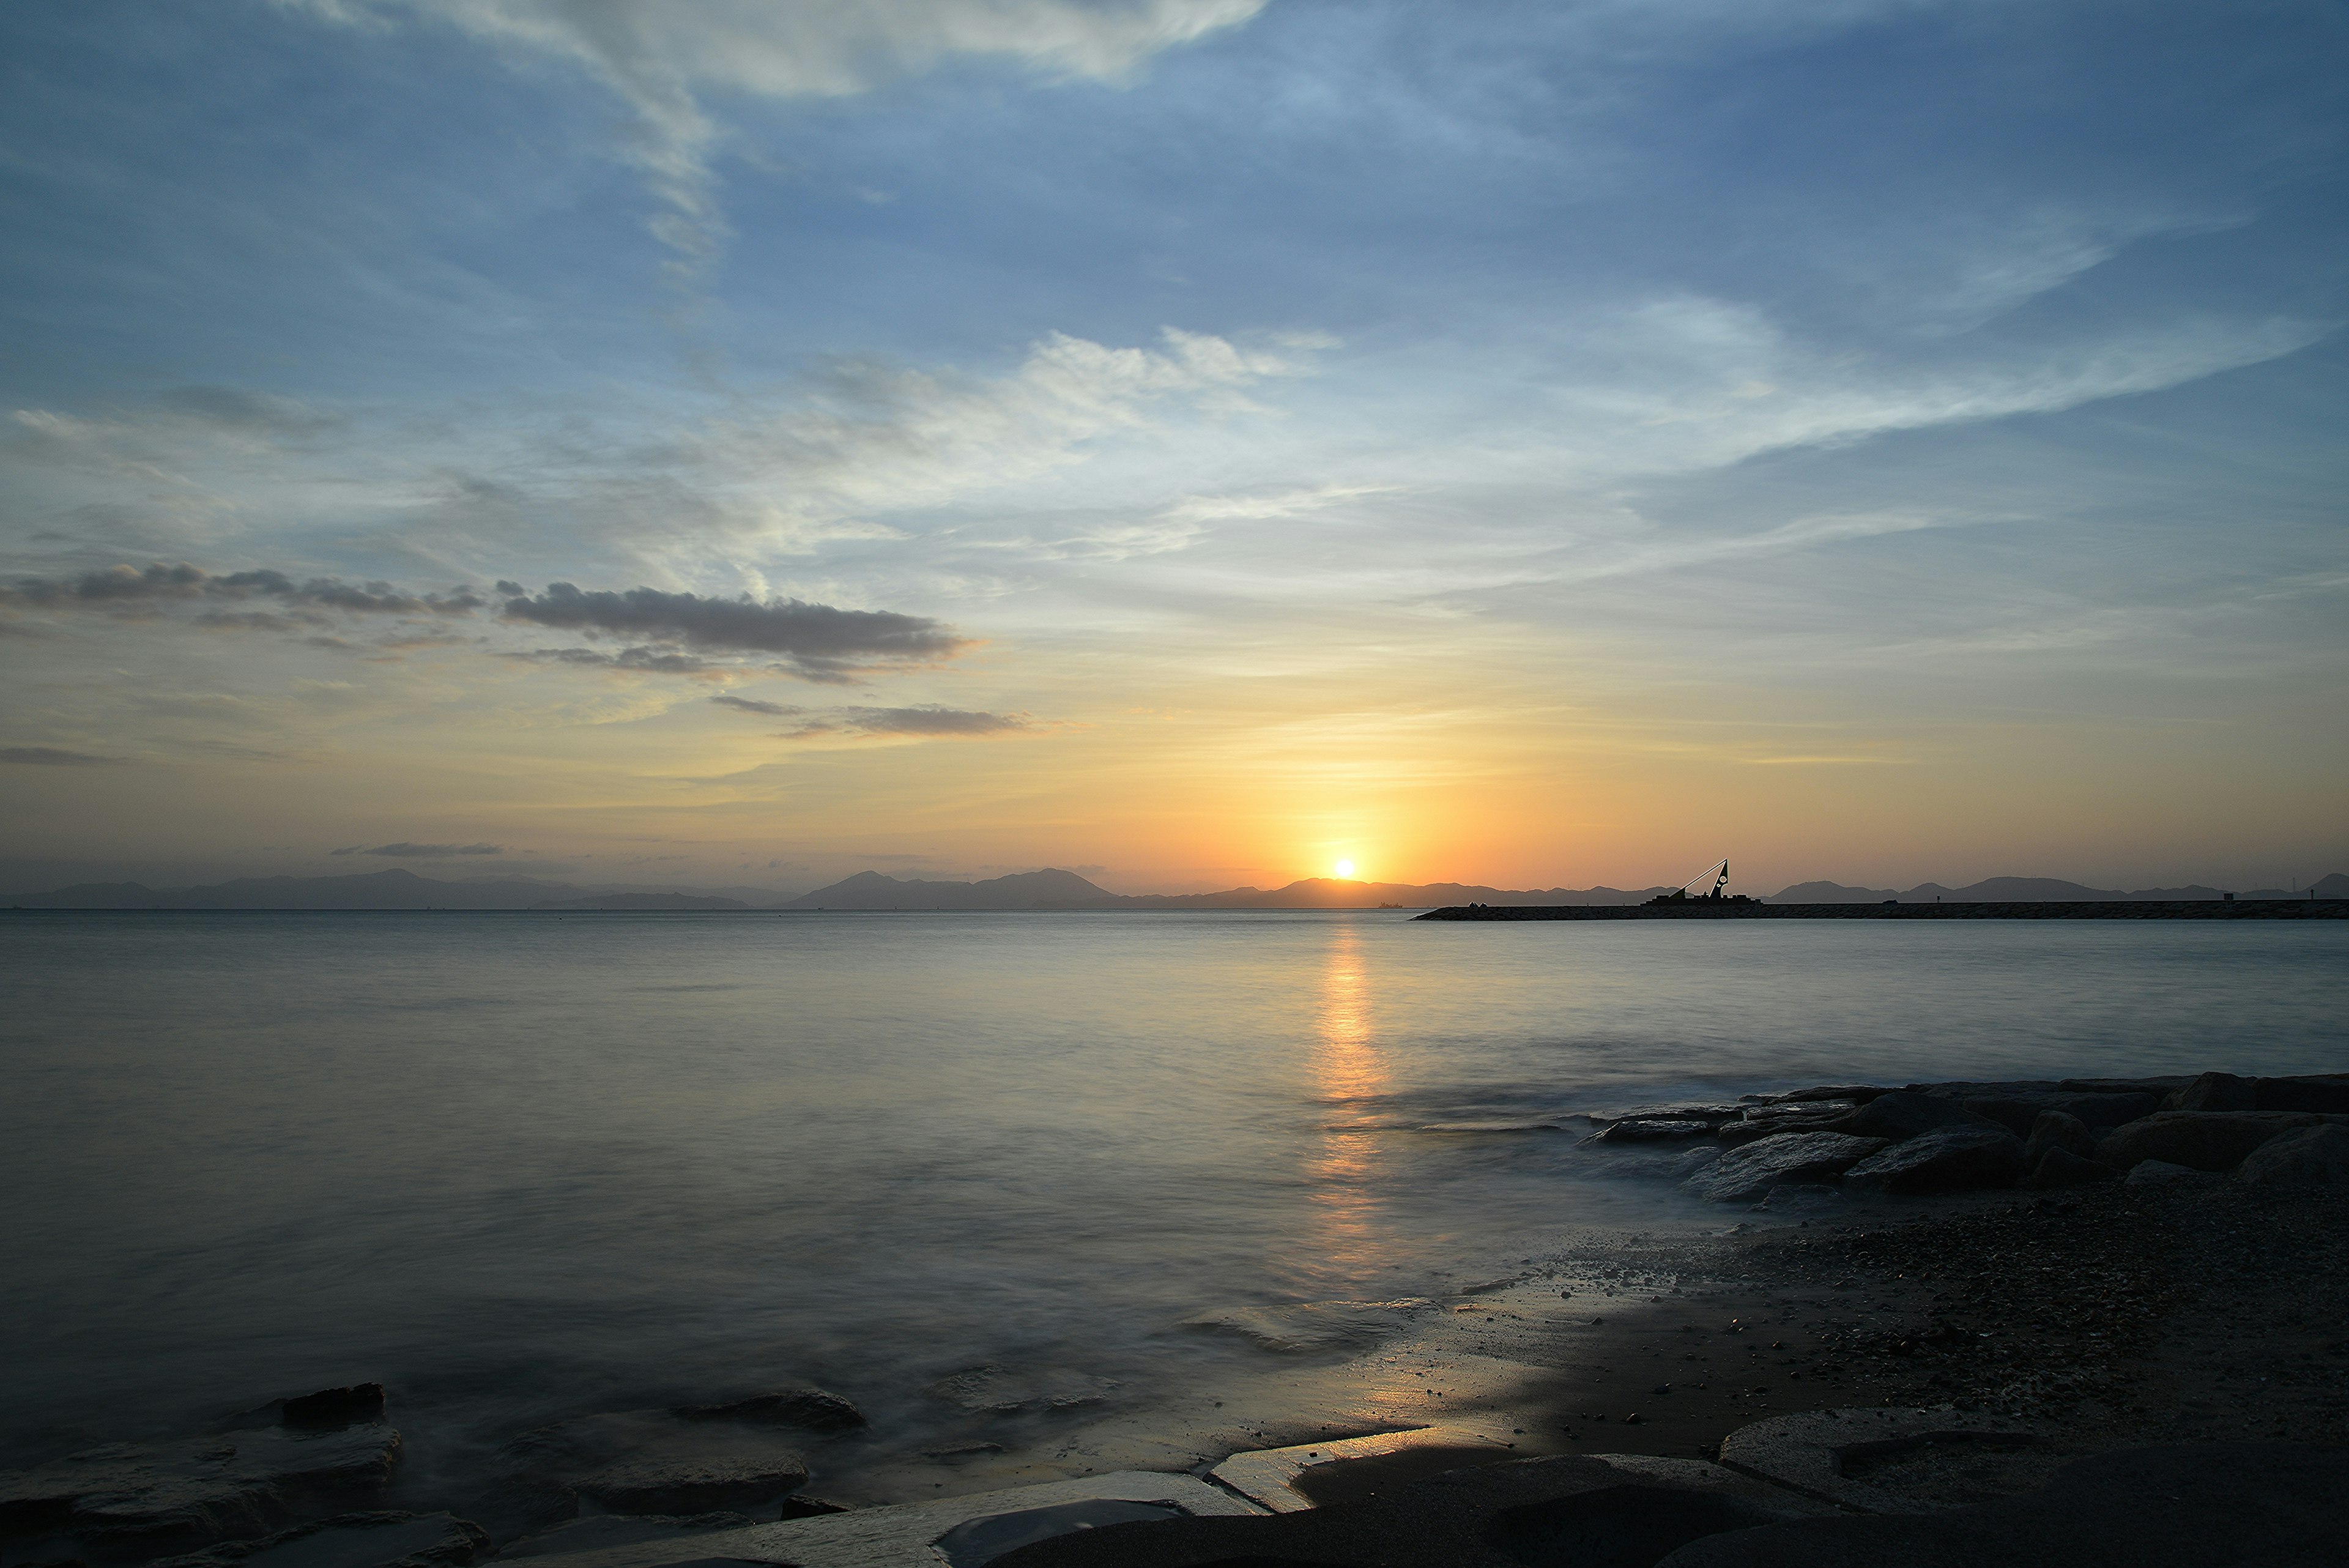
<box><xmin>1589</xmin><ymin>1071</ymin><xmax>2349</xmax><ymax>1202</ymax></box>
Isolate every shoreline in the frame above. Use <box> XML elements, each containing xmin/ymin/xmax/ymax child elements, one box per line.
<box><xmin>7</xmin><ymin>1073</ymin><xmax>2347</xmax><ymax>1567</ymax></box>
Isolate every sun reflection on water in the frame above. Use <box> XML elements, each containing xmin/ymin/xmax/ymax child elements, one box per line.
<box><xmin>1302</xmin><ymin>922</ymin><xmax>1392</xmax><ymax>1282</ymax></box>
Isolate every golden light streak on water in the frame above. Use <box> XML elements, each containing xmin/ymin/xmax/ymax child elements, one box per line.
<box><xmin>1303</xmin><ymin>921</ymin><xmax>1391</xmax><ymax>1280</ymax></box>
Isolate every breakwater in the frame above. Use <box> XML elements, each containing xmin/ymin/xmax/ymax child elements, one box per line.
<box><xmin>1417</xmin><ymin>899</ymin><xmax>2348</xmax><ymax>920</ymax></box>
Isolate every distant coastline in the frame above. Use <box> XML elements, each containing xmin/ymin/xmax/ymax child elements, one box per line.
<box><xmin>6</xmin><ymin>865</ymin><xmax>2345</xmax><ymax>912</ymax></box>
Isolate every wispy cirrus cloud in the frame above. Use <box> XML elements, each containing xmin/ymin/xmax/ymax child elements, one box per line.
<box><xmin>281</xmin><ymin>0</ymin><xmax>1265</xmax><ymax>265</ymax></box>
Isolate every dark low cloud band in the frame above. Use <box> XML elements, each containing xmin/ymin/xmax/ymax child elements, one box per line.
<box><xmin>503</xmin><ymin>583</ymin><xmax>966</xmax><ymax>677</ymax></box>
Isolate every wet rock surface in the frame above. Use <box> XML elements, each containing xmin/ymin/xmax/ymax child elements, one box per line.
<box><xmin>470</xmin><ymin>1410</ymin><xmax>811</xmax><ymax>1539</ymax></box>
<box><xmin>0</xmin><ymin>1422</ymin><xmax>402</xmax><ymax>1559</ymax></box>
<box><xmin>1586</xmin><ymin>1072</ymin><xmax>2349</xmax><ymax>1200</ymax></box>
<box><xmin>1685</xmin><ymin>1134</ymin><xmax>1886</xmax><ymax>1203</ymax></box>
<box><xmin>2021</xmin><ymin>1145</ymin><xmax>2110</xmax><ymax>1188</ymax></box>
<box><xmin>276</xmin><ymin>1391</ymin><xmax>387</xmax><ymax>1433</ymax></box>
<box><xmin>2096</xmin><ymin>1110</ymin><xmax>2347</xmax><ymax>1172</ymax></box>
<box><xmin>495</xmin><ymin>1512</ymin><xmax>757</xmax><ymax>1560</ymax></box>
<box><xmin>2236</xmin><ymin>1123</ymin><xmax>2349</xmax><ymax>1186</ymax></box>
<box><xmin>1835</xmin><ymin>1091</ymin><xmax>1997</xmax><ymax>1142</ymax></box>
<box><xmin>989</xmin><ymin>1452</ymin><xmax>1825</xmax><ymax>1568</ymax></box>
<box><xmin>149</xmin><ymin>1512</ymin><xmax>484</xmax><ymax>1568</ymax></box>
<box><xmin>1842</xmin><ymin>1123</ymin><xmax>2027</xmax><ymax>1193</ymax></box>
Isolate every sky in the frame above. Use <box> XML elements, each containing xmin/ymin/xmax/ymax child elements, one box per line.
<box><xmin>1</xmin><ymin>0</ymin><xmax>2343</xmax><ymax>896</ymax></box>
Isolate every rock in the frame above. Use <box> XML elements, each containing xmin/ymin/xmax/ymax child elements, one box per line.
<box><xmin>2023</xmin><ymin>1110</ymin><xmax>2095</xmax><ymax>1162</ymax></box>
<box><xmin>499</xmin><ymin>1512</ymin><xmax>755</xmax><ymax>1559</ymax></box>
<box><xmin>2236</xmin><ymin>1124</ymin><xmax>2349</xmax><ymax>1187</ymax></box>
<box><xmin>2068</xmin><ymin>1093</ymin><xmax>2165</xmax><ymax>1128</ymax></box>
<box><xmin>921</xmin><ymin>1365</ymin><xmax>1122</xmax><ymax>1412</ymax></box>
<box><xmin>1844</xmin><ymin>1123</ymin><xmax>2027</xmax><ymax>1193</ymax></box>
<box><xmin>1595</xmin><ymin>1118</ymin><xmax>1722</xmax><ymax>1143</ymax></box>
<box><xmin>1715</xmin><ymin>1116</ymin><xmax>1845</xmax><ymax>1146</ymax></box>
<box><xmin>574</xmin><ymin>1455</ymin><xmax>809</xmax><ymax>1516</ymax></box>
<box><xmin>2252</xmin><ymin>1074</ymin><xmax>2349</xmax><ymax>1114</ymax></box>
<box><xmin>2056</xmin><ymin>1076</ymin><xmax>2193</xmax><ymax>1096</ymax></box>
<box><xmin>0</xmin><ymin>1425</ymin><xmax>401</xmax><ymax>1553</ymax></box>
<box><xmin>1838</xmin><ymin>1091</ymin><xmax>2003</xmax><ymax>1142</ymax></box>
<box><xmin>2125</xmin><ymin>1159</ymin><xmax>2207</xmax><ymax>1184</ymax></box>
<box><xmin>1962</xmin><ymin>1092</ymin><xmax>2161</xmax><ymax>1136</ymax></box>
<box><xmin>1775</xmin><ymin>1085</ymin><xmax>1894</xmax><ymax>1104</ymax></box>
<box><xmin>2024</xmin><ymin>1146</ymin><xmax>2112</xmax><ymax>1189</ymax></box>
<box><xmin>1686</xmin><ymin>1133</ymin><xmax>1887</xmax><ymax>1203</ymax></box>
<box><xmin>1604</xmin><ymin>1104</ymin><xmax>1746</xmax><ymax>1124</ymax></box>
<box><xmin>2095</xmin><ymin>1110</ymin><xmax>2346</xmax><ymax>1172</ymax></box>
<box><xmin>672</xmin><ymin>1389</ymin><xmax>866</xmax><ymax>1432</ymax></box>
<box><xmin>149</xmin><ymin>1512</ymin><xmax>483</xmax><ymax>1568</ymax></box>
<box><xmin>1712</xmin><ymin>1408</ymin><xmax>2045</xmax><ymax>1515</ymax></box>
<box><xmin>1742</xmin><ymin>1100</ymin><xmax>1860</xmax><ymax>1123</ymax></box>
<box><xmin>774</xmin><ymin>1494</ymin><xmax>852</xmax><ymax>1520</ymax></box>
<box><xmin>280</xmin><ymin>1388</ymin><xmax>387</xmax><ymax>1431</ymax></box>
<box><xmin>980</xmin><ymin>1453</ymin><xmax>1829</xmax><ymax>1568</ymax></box>
<box><xmin>475</xmin><ymin>1409</ymin><xmax>818</xmax><ymax>1537</ymax></box>
<box><xmin>2168</xmin><ymin>1071</ymin><xmax>2256</xmax><ymax>1112</ymax></box>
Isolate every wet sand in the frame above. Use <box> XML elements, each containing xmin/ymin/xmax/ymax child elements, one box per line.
<box><xmin>900</xmin><ymin>1173</ymin><xmax>2347</xmax><ymax>1509</ymax></box>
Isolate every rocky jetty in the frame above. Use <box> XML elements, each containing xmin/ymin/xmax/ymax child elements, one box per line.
<box><xmin>1589</xmin><ymin>1071</ymin><xmax>2349</xmax><ymax>1202</ymax></box>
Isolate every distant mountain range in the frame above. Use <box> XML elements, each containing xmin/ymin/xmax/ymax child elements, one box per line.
<box><xmin>776</xmin><ymin>869</ymin><xmax>1679</xmax><ymax>910</ymax></box>
<box><xmin>8</xmin><ymin>864</ymin><xmax>2343</xmax><ymax>910</ymax></box>
<box><xmin>1775</xmin><ymin>874</ymin><xmax>2349</xmax><ymax>903</ymax></box>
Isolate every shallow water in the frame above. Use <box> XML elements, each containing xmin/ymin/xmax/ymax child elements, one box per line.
<box><xmin>1</xmin><ymin>910</ymin><xmax>2342</xmax><ymax>1485</ymax></box>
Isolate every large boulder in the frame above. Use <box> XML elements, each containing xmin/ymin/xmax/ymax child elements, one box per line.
<box><xmin>2095</xmin><ymin>1111</ymin><xmax>2347</xmax><ymax>1172</ymax></box>
<box><xmin>1844</xmin><ymin>1123</ymin><xmax>2026</xmax><ymax>1193</ymax></box>
<box><xmin>1716</xmin><ymin>1115</ymin><xmax>1847</xmax><ymax>1146</ymax></box>
<box><xmin>1838</xmin><ymin>1092</ymin><xmax>2003</xmax><ymax>1142</ymax></box>
<box><xmin>2056</xmin><ymin>1076</ymin><xmax>2193</xmax><ymax>1097</ymax></box>
<box><xmin>1961</xmin><ymin>1091</ymin><xmax>2161</xmax><ymax>1136</ymax></box>
<box><xmin>2024</xmin><ymin>1146</ymin><xmax>2112</xmax><ymax>1189</ymax></box>
<box><xmin>2126</xmin><ymin>1160</ymin><xmax>2211</xmax><ymax>1186</ymax></box>
<box><xmin>1687</xmin><ymin>1133</ymin><xmax>1887</xmax><ymax>1203</ymax></box>
<box><xmin>2023</xmin><ymin>1110</ymin><xmax>2095</xmax><ymax>1163</ymax></box>
<box><xmin>2168</xmin><ymin>1071</ymin><xmax>2256</xmax><ymax>1112</ymax></box>
<box><xmin>2236</xmin><ymin>1124</ymin><xmax>2349</xmax><ymax>1187</ymax></box>
<box><xmin>2253</xmin><ymin>1074</ymin><xmax>2349</xmax><ymax>1114</ymax></box>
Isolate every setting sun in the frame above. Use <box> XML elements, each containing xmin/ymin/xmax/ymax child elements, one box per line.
<box><xmin>1334</xmin><ymin>859</ymin><xmax>1356</xmax><ymax>879</ymax></box>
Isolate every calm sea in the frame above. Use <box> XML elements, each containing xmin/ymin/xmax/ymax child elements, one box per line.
<box><xmin>2</xmin><ymin>910</ymin><xmax>2342</xmax><ymax>1487</ymax></box>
